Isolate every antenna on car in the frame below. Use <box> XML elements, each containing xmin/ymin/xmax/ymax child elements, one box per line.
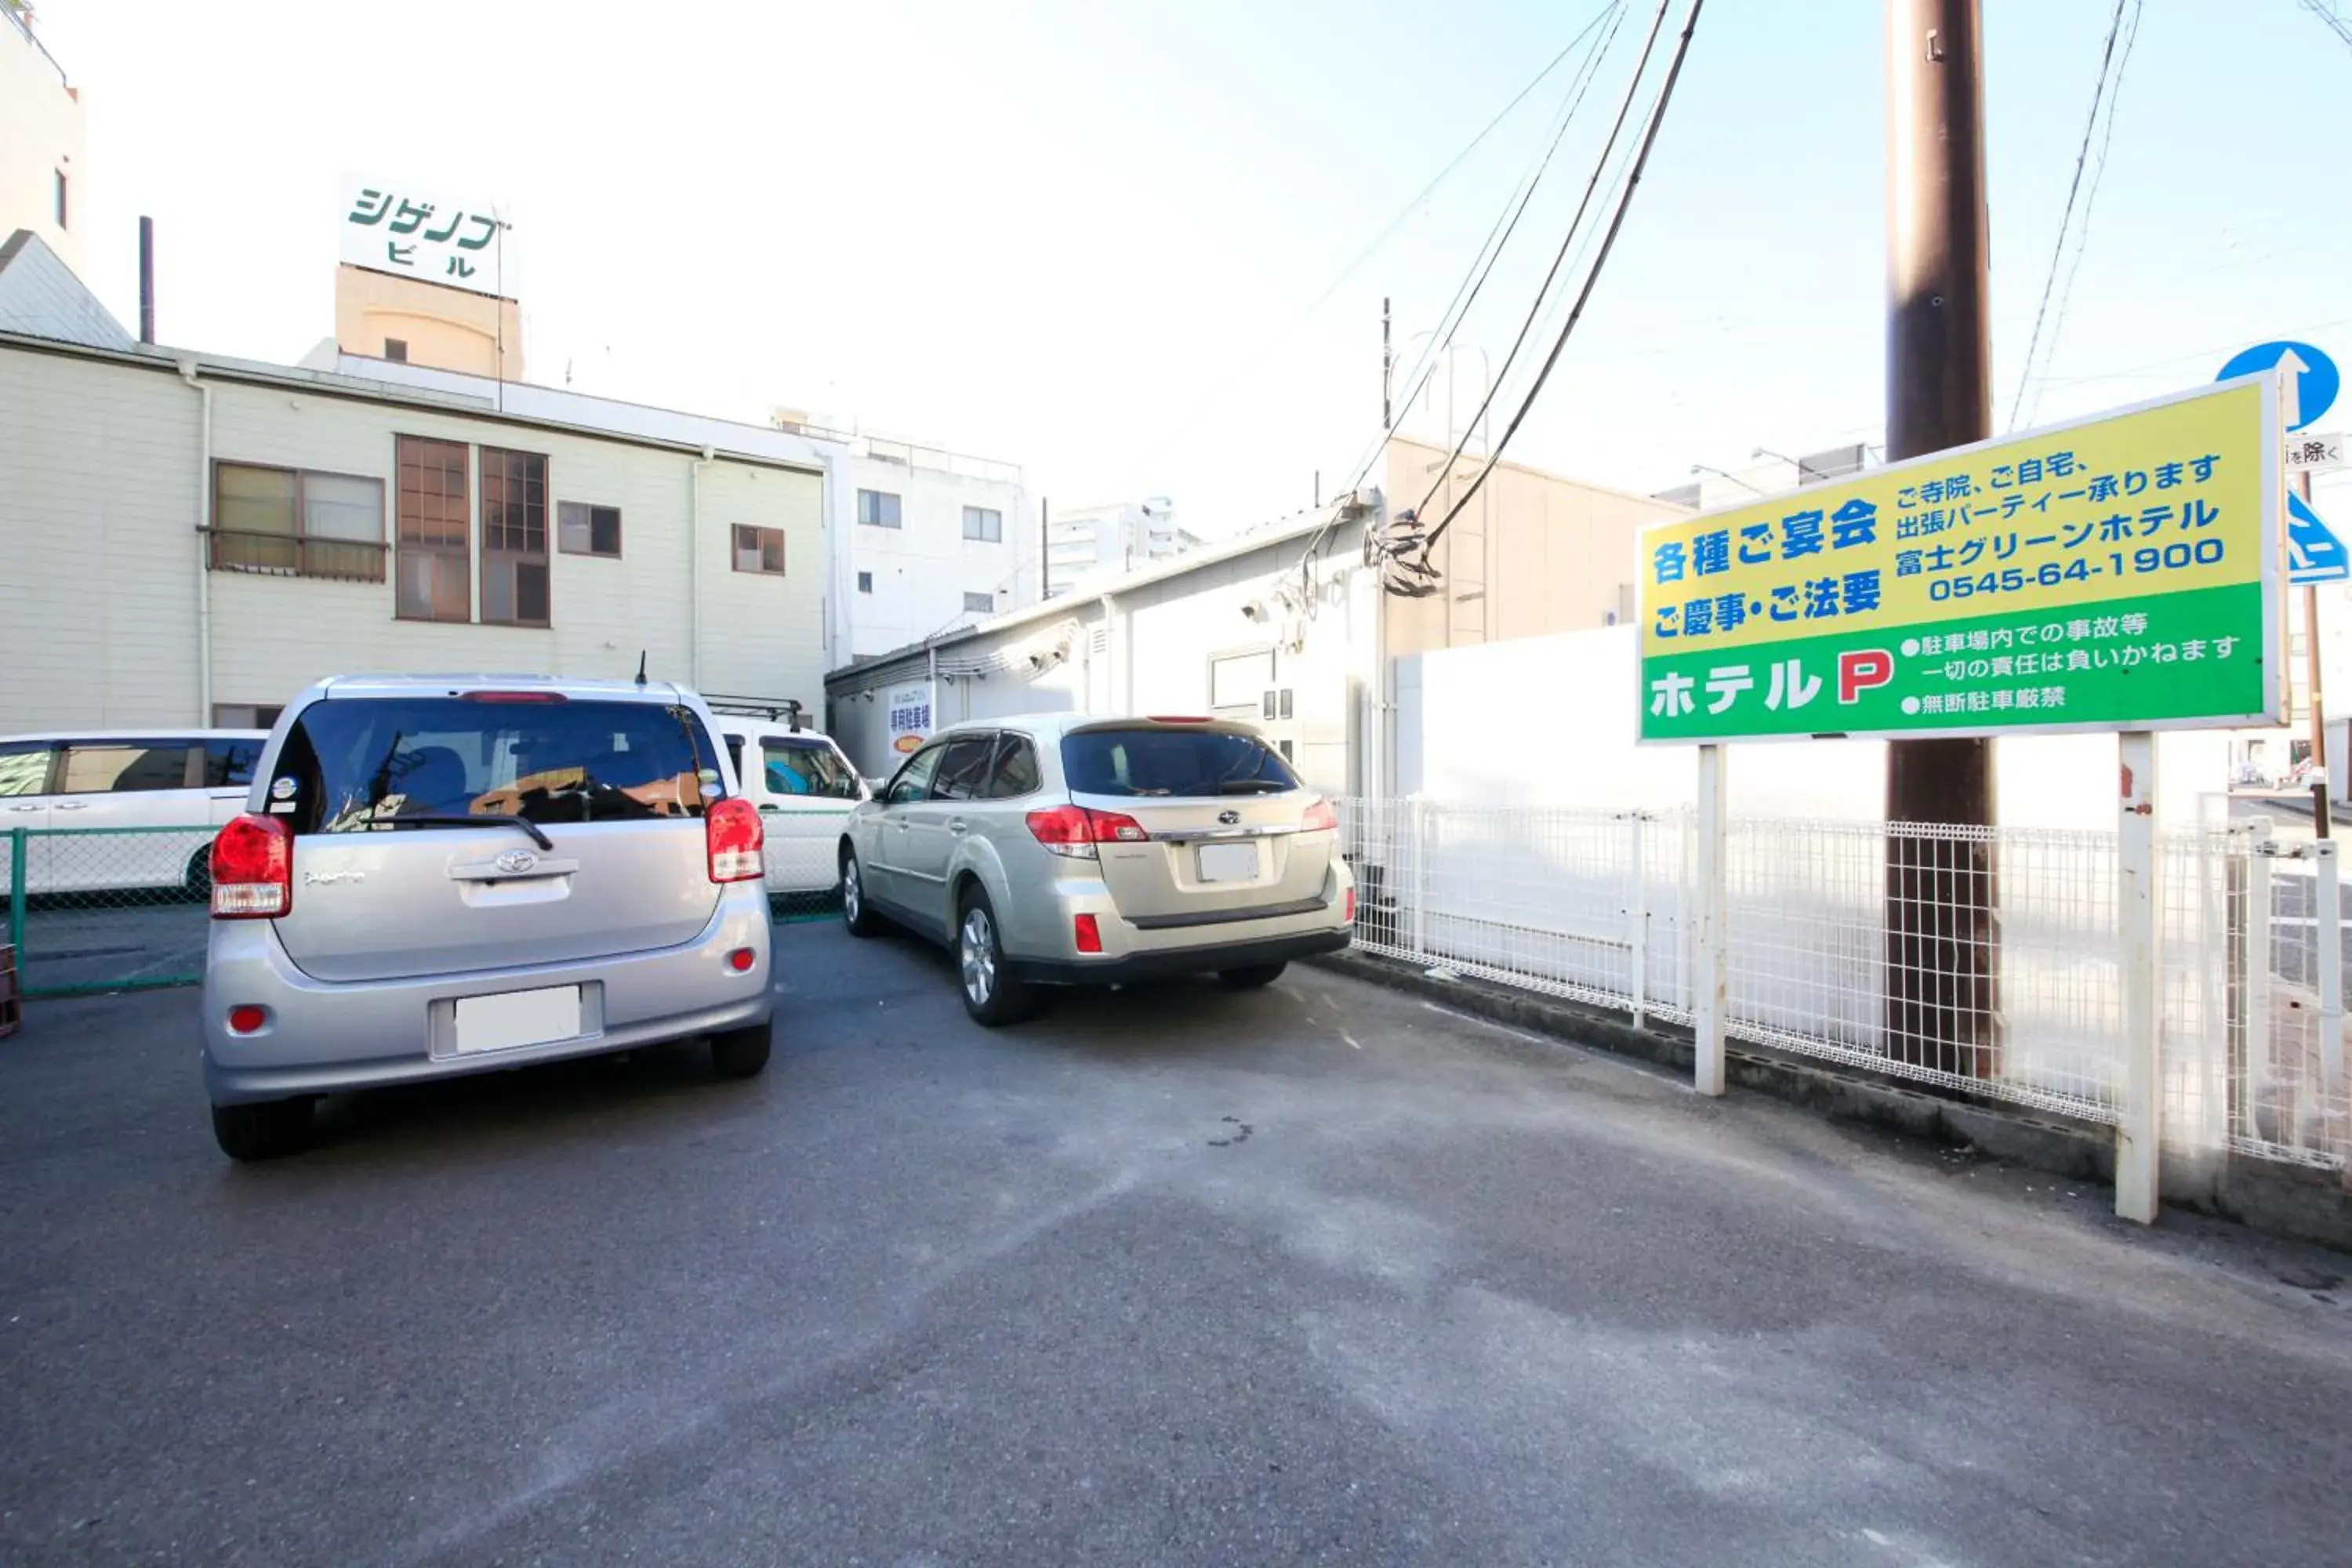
<box><xmin>633</xmin><ymin>650</ymin><xmax>648</xmax><ymax>688</ymax></box>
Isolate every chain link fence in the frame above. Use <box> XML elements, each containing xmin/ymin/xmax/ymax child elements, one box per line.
<box><xmin>3</xmin><ymin>826</ymin><xmax>215</xmax><ymax>997</ymax></box>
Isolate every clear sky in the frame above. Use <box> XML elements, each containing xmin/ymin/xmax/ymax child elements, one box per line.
<box><xmin>36</xmin><ymin>1</ymin><xmax>2352</xmax><ymax>534</ymax></box>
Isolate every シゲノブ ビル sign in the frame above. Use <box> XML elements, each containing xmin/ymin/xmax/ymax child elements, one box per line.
<box><xmin>1636</xmin><ymin>377</ymin><xmax>2284</xmax><ymax>742</ymax></box>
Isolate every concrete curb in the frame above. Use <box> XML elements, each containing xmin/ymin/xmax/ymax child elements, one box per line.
<box><xmin>1309</xmin><ymin>948</ymin><xmax>2352</xmax><ymax>1254</ymax></box>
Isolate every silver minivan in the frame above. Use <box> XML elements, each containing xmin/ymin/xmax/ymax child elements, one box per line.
<box><xmin>839</xmin><ymin>714</ymin><xmax>1353</xmax><ymax>1024</ymax></box>
<box><xmin>201</xmin><ymin>675</ymin><xmax>774</xmax><ymax>1160</ymax></box>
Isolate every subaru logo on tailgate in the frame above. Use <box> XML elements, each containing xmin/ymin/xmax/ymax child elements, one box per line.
<box><xmin>494</xmin><ymin>849</ymin><xmax>539</xmax><ymax>875</ymax></box>
<box><xmin>1218</xmin><ymin>810</ymin><xmax>1241</xmax><ymax>826</ymax></box>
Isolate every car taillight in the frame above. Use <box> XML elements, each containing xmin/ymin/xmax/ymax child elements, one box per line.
<box><xmin>1025</xmin><ymin>804</ymin><xmax>1149</xmax><ymax>858</ymax></box>
<box><xmin>227</xmin><ymin>1005</ymin><xmax>268</xmax><ymax>1034</ymax></box>
<box><xmin>1342</xmin><ymin>887</ymin><xmax>1356</xmax><ymax>924</ymax></box>
<box><xmin>210</xmin><ymin>814</ymin><xmax>292</xmax><ymax>919</ymax></box>
<box><xmin>1301</xmin><ymin>798</ymin><xmax>1339</xmax><ymax>833</ymax></box>
<box><xmin>459</xmin><ymin>690</ymin><xmax>568</xmax><ymax>703</ymax></box>
<box><xmin>1073</xmin><ymin>913</ymin><xmax>1103</xmax><ymax>953</ymax></box>
<box><xmin>706</xmin><ymin>797</ymin><xmax>764</xmax><ymax>883</ymax></box>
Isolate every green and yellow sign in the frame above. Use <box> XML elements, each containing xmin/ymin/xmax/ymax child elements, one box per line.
<box><xmin>1637</xmin><ymin>379</ymin><xmax>2285</xmax><ymax>742</ymax></box>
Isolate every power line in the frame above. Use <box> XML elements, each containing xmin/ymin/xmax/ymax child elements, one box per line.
<box><xmin>2005</xmin><ymin>0</ymin><xmax>2140</xmax><ymax>432</ymax></box>
<box><xmin>1399</xmin><ymin>0</ymin><xmax>1677</xmax><ymax>534</ymax></box>
<box><xmin>2299</xmin><ymin>0</ymin><xmax>2352</xmax><ymax>49</ymax></box>
<box><xmin>1290</xmin><ymin>3</ymin><xmax>1628</xmax><ymax>587</ymax></box>
<box><xmin>1407</xmin><ymin>0</ymin><xmax>1707</xmax><ymax>569</ymax></box>
<box><xmin>1365</xmin><ymin>2</ymin><xmax>1627</xmax><ymax>495</ymax></box>
<box><xmin>1124</xmin><ymin>6</ymin><xmax>1633</xmax><ymax>475</ymax></box>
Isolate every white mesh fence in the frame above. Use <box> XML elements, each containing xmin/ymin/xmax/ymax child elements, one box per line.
<box><xmin>1338</xmin><ymin>800</ymin><xmax>2347</xmax><ymax>1171</ymax></box>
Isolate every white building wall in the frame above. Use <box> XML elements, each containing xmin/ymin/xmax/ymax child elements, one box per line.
<box><xmin>844</xmin><ymin>453</ymin><xmax>1027</xmax><ymax>660</ymax></box>
<box><xmin>827</xmin><ymin>521</ymin><xmax>1366</xmax><ymax>793</ymax></box>
<box><xmin>1396</xmin><ymin>622</ymin><xmax>2233</xmax><ymax>831</ymax></box>
<box><xmin>0</xmin><ymin>341</ymin><xmax>829</xmax><ymax>732</ymax></box>
<box><xmin>0</xmin><ymin>343</ymin><xmax>201</xmax><ymax>729</ymax></box>
<box><xmin>1</xmin><ymin>12</ymin><xmax>82</xmax><ymax>276</ymax></box>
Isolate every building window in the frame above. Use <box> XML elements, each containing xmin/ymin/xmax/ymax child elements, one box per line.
<box><xmin>963</xmin><ymin>506</ymin><xmax>1003</xmax><ymax>542</ymax></box>
<box><xmin>557</xmin><ymin>501</ymin><xmax>622</xmax><ymax>558</ymax></box>
<box><xmin>54</xmin><ymin>170</ymin><xmax>67</xmax><ymax>230</ymax></box>
<box><xmin>383</xmin><ymin>338</ymin><xmax>408</xmax><ymax>362</ymax></box>
<box><xmin>395</xmin><ymin>434</ymin><xmax>472</xmax><ymax>622</ymax></box>
<box><xmin>963</xmin><ymin>591</ymin><xmax>996</xmax><ymax>613</ymax></box>
<box><xmin>211</xmin><ymin>463</ymin><xmax>387</xmax><ymax>581</ymax></box>
<box><xmin>478</xmin><ymin>447</ymin><xmax>550</xmax><ymax>626</ymax></box>
<box><xmin>857</xmin><ymin>488</ymin><xmax>902</xmax><ymax>528</ymax></box>
<box><xmin>856</xmin><ymin>571</ymin><xmax>873</xmax><ymax>593</ymax></box>
<box><xmin>734</xmin><ymin>524</ymin><xmax>786</xmax><ymax>575</ymax></box>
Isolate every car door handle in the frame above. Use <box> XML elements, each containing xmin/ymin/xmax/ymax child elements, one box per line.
<box><xmin>6</xmin><ymin>804</ymin><xmax>42</xmax><ymax>813</ymax></box>
<box><xmin>949</xmin><ymin>818</ymin><xmax>967</xmax><ymax>835</ymax></box>
<box><xmin>53</xmin><ymin>801</ymin><xmax>88</xmax><ymax>811</ymax></box>
<box><xmin>758</xmin><ymin>804</ymin><xmax>781</xmax><ymax>813</ymax></box>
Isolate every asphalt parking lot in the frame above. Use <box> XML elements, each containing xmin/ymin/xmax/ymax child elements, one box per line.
<box><xmin>2</xmin><ymin>921</ymin><xmax>2349</xmax><ymax>1566</ymax></box>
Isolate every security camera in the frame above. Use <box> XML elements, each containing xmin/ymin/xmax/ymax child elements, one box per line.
<box><xmin>1241</xmin><ymin>600</ymin><xmax>1268</xmax><ymax>621</ymax></box>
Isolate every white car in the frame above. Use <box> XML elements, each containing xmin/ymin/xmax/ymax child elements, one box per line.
<box><xmin>709</xmin><ymin>710</ymin><xmax>868</xmax><ymax>898</ymax></box>
<box><xmin>0</xmin><ymin>729</ymin><xmax>270</xmax><ymax>896</ymax></box>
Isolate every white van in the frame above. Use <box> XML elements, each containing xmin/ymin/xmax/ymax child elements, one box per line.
<box><xmin>707</xmin><ymin>705</ymin><xmax>866</xmax><ymax>897</ymax></box>
<box><xmin>0</xmin><ymin>730</ymin><xmax>270</xmax><ymax>896</ymax></box>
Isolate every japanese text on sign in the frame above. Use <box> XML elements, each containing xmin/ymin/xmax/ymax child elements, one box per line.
<box><xmin>1636</xmin><ymin>378</ymin><xmax>2282</xmax><ymax>742</ymax></box>
<box><xmin>338</xmin><ymin>175</ymin><xmax>511</xmax><ymax>298</ymax></box>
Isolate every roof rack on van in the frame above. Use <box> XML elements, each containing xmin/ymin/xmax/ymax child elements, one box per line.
<box><xmin>703</xmin><ymin>694</ymin><xmax>808</xmax><ymax>731</ymax></box>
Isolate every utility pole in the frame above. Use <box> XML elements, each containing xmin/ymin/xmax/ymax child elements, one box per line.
<box><xmin>1039</xmin><ymin>497</ymin><xmax>1051</xmax><ymax>601</ymax></box>
<box><xmin>136</xmin><ymin>217</ymin><xmax>155</xmax><ymax>345</ymax></box>
<box><xmin>1381</xmin><ymin>296</ymin><xmax>1394</xmax><ymax>431</ymax></box>
<box><xmin>2301</xmin><ymin>476</ymin><xmax>2330</xmax><ymax>836</ymax></box>
<box><xmin>1885</xmin><ymin>0</ymin><xmax>1996</xmax><ymax>1077</ymax></box>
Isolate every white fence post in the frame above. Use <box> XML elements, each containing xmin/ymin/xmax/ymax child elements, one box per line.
<box><xmin>2116</xmin><ymin>731</ymin><xmax>2159</xmax><ymax>1224</ymax></box>
<box><xmin>2246</xmin><ymin>826</ymin><xmax>2275</xmax><ymax>1149</ymax></box>
<box><xmin>1628</xmin><ymin>811</ymin><xmax>1649</xmax><ymax>1030</ymax></box>
<box><xmin>2316</xmin><ymin>838</ymin><xmax>2343</xmax><ymax>1095</ymax></box>
<box><xmin>1693</xmin><ymin>746</ymin><xmax>1728</xmax><ymax>1097</ymax></box>
<box><xmin>1408</xmin><ymin>796</ymin><xmax>1430</xmax><ymax>960</ymax></box>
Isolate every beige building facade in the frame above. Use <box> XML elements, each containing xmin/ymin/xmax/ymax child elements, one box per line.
<box><xmin>1</xmin><ymin>5</ymin><xmax>83</xmax><ymax>278</ymax></box>
<box><xmin>334</xmin><ymin>264</ymin><xmax>523</xmax><ymax>380</ymax></box>
<box><xmin>0</xmin><ymin>332</ymin><xmax>828</xmax><ymax>735</ymax></box>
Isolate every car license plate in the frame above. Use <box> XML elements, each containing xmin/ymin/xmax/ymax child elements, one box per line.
<box><xmin>454</xmin><ymin>985</ymin><xmax>583</xmax><ymax>1054</ymax></box>
<box><xmin>1196</xmin><ymin>841</ymin><xmax>1261</xmax><ymax>883</ymax></box>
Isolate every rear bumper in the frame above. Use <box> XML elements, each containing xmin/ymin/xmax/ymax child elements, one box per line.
<box><xmin>1010</xmin><ymin>927</ymin><xmax>1351</xmax><ymax>985</ymax></box>
<box><xmin>201</xmin><ymin>887</ymin><xmax>772</xmax><ymax>1105</ymax></box>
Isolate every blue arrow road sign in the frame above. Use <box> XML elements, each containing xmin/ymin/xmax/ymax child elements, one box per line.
<box><xmin>2287</xmin><ymin>490</ymin><xmax>2350</xmax><ymax>583</ymax></box>
<box><xmin>2217</xmin><ymin>339</ymin><xmax>2338</xmax><ymax>430</ymax></box>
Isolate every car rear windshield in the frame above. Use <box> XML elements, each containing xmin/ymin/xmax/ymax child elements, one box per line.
<box><xmin>1060</xmin><ymin>727</ymin><xmax>1301</xmax><ymax>797</ymax></box>
<box><xmin>272</xmin><ymin>698</ymin><xmax>724</xmax><ymax>833</ymax></box>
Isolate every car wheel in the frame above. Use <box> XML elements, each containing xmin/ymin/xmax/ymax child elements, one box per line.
<box><xmin>210</xmin><ymin>1098</ymin><xmax>314</xmax><ymax>1161</ymax></box>
<box><xmin>956</xmin><ymin>886</ymin><xmax>1036</xmax><ymax>1027</ymax></box>
<box><xmin>840</xmin><ymin>850</ymin><xmax>885</xmax><ymax>938</ymax></box>
<box><xmin>183</xmin><ymin>848</ymin><xmax>213</xmax><ymax>901</ymax></box>
<box><xmin>709</xmin><ymin>1021</ymin><xmax>772</xmax><ymax>1079</ymax></box>
<box><xmin>1218</xmin><ymin>962</ymin><xmax>1288</xmax><ymax>989</ymax></box>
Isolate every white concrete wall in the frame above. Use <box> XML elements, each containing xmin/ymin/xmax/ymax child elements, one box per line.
<box><xmin>0</xmin><ymin>343</ymin><xmax>201</xmax><ymax>728</ymax></box>
<box><xmin>0</xmin><ymin>342</ymin><xmax>828</xmax><ymax>731</ymax></box>
<box><xmin>1396</xmin><ymin>623</ymin><xmax>2237</xmax><ymax>831</ymax></box>
<box><xmin>1</xmin><ymin>15</ymin><xmax>82</xmax><ymax>276</ymax></box>
<box><xmin>828</xmin><ymin>528</ymin><xmax>1364</xmax><ymax>792</ymax></box>
<box><xmin>844</xmin><ymin>452</ymin><xmax>1028</xmax><ymax>660</ymax></box>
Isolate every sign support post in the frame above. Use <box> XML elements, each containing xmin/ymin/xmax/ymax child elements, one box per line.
<box><xmin>1693</xmin><ymin>744</ymin><xmax>1728</xmax><ymax>1097</ymax></box>
<box><xmin>2115</xmin><ymin>729</ymin><xmax>2159</xmax><ymax>1223</ymax></box>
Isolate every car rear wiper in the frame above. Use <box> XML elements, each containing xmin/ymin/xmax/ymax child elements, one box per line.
<box><xmin>364</xmin><ymin>813</ymin><xmax>557</xmax><ymax>851</ymax></box>
<box><xmin>1216</xmin><ymin>780</ymin><xmax>1290</xmax><ymax>794</ymax></box>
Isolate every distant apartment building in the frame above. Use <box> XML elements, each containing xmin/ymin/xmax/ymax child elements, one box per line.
<box><xmin>1044</xmin><ymin>498</ymin><xmax>1201</xmax><ymax>597</ymax></box>
<box><xmin>1</xmin><ymin>2</ymin><xmax>82</xmax><ymax>278</ymax></box>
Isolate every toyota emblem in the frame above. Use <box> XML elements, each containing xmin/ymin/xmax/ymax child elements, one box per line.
<box><xmin>1218</xmin><ymin>810</ymin><xmax>1241</xmax><ymax>826</ymax></box>
<box><xmin>493</xmin><ymin>849</ymin><xmax>539</xmax><ymax>875</ymax></box>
